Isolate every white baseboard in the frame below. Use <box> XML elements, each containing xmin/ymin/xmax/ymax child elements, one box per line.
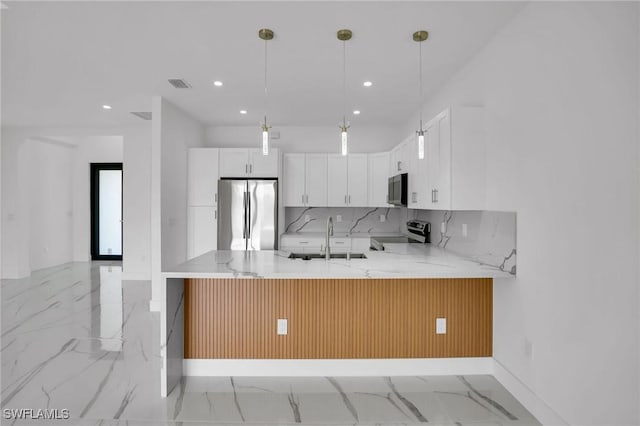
<box><xmin>183</xmin><ymin>357</ymin><xmax>494</xmax><ymax>377</ymax></box>
<box><xmin>149</xmin><ymin>299</ymin><xmax>161</xmax><ymax>312</ymax></box>
<box><xmin>122</xmin><ymin>271</ymin><xmax>151</xmax><ymax>281</ymax></box>
<box><xmin>492</xmin><ymin>359</ymin><xmax>568</xmax><ymax>426</ymax></box>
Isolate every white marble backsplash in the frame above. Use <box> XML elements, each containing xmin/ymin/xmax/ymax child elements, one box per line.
<box><xmin>410</xmin><ymin>209</ymin><xmax>517</xmax><ymax>275</ymax></box>
<box><xmin>285</xmin><ymin>207</ymin><xmax>406</xmax><ymax>234</ymax></box>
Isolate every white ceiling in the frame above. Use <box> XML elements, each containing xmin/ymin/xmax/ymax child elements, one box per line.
<box><xmin>1</xmin><ymin>1</ymin><xmax>525</xmax><ymax>128</ymax></box>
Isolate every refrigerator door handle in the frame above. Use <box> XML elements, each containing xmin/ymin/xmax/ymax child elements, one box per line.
<box><xmin>242</xmin><ymin>191</ymin><xmax>247</xmax><ymax>239</ymax></box>
<box><xmin>247</xmin><ymin>191</ymin><xmax>251</xmax><ymax>240</ymax></box>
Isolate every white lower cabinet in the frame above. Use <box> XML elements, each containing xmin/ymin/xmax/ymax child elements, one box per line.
<box><xmin>280</xmin><ymin>235</ymin><xmax>323</xmax><ymax>253</ymax></box>
<box><xmin>188</xmin><ymin>206</ymin><xmax>217</xmax><ymax>259</ymax></box>
<box><xmin>351</xmin><ymin>237</ymin><xmax>371</xmax><ymax>253</ymax></box>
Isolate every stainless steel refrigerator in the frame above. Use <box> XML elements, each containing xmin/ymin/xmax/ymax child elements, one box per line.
<box><xmin>217</xmin><ymin>179</ymin><xmax>278</xmax><ymax>250</ymax></box>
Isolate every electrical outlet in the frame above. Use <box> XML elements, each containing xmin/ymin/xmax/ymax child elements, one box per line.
<box><xmin>436</xmin><ymin>318</ymin><xmax>447</xmax><ymax>334</ymax></box>
<box><xmin>441</xmin><ymin>222</ymin><xmax>446</xmax><ymax>234</ymax></box>
<box><xmin>336</xmin><ymin>215</ymin><xmax>342</xmax><ymax>222</ymax></box>
<box><xmin>462</xmin><ymin>223</ymin><xmax>468</xmax><ymax>237</ymax></box>
<box><xmin>304</xmin><ymin>215</ymin><xmax>310</xmax><ymax>223</ymax></box>
<box><xmin>277</xmin><ymin>319</ymin><xmax>288</xmax><ymax>335</ymax></box>
<box><xmin>380</xmin><ymin>214</ymin><xmax>386</xmax><ymax>222</ymax></box>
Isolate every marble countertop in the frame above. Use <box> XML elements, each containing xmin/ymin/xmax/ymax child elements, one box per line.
<box><xmin>281</xmin><ymin>232</ymin><xmax>404</xmax><ymax>239</ymax></box>
<box><xmin>163</xmin><ymin>243</ymin><xmax>514</xmax><ymax>279</ymax></box>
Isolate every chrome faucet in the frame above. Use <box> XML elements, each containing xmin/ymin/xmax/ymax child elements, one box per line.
<box><xmin>325</xmin><ymin>216</ymin><xmax>334</xmax><ymax>260</ymax></box>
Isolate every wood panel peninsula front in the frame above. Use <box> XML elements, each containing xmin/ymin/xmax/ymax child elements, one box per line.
<box><xmin>159</xmin><ymin>247</ymin><xmax>514</xmax><ymax>396</ymax></box>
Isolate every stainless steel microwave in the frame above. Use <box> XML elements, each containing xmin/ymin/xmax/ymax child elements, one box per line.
<box><xmin>387</xmin><ymin>173</ymin><xmax>408</xmax><ymax>206</ymax></box>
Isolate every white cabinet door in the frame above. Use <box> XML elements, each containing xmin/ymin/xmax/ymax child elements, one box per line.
<box><xmin>428</xmin><ymin>110</ymin><xmax>451</xmax><ymax>209</ymax></box>
<box><xmin>351</xmin><ymin>237</ymin><xmax>371</xmax><ymax>253</ymax></box>
<box><xmin>327</xmin><ymin>154</ymin><xmax>348</xmax><ymax>206</ymax></box>
<box><xmin>397</xmin><ymin>141</ymin><xmax>410</xmax><ymax>173</ymax></box>
<box><xmin>347</xmin><ymin>154</ymin><xmax>368</xmax><ymax>206</ymax></box>
<box><xmin>188</xmin><ymin>148</ymin><xmax>219</xmax><ymax>206</ymax></box>
<box><xmin>284</xmin><ymin>153</ymin><xmax>306</xmax><ymax>207</ymax></box>
<box><xmin>249</xmin><ymin>148</ymin><xmax>279</xmax><ymax>177</ymax></box>
<box><xmin>188</xmin><ymin>206</ymin><xmax>217</xmax><ymax>259</ymax></box>
<box><xmin>306</xmin><ymin>154</ymin><xmax>328</xmax><ymax>207</ymax></box>
<box><xmin>368</xmin><ymin>152</ymin><xmax>390</xmax><ymax>207</ymax></box>
<box><xmin>219</xmin><ymin>149</ymin><xmax>249</xmax><ymax>177</ymax></box>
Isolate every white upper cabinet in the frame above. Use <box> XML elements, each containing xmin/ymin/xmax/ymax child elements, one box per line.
<box><xmin>284</xmin><ymin>153</ymin><xmax>306</xmax><ymax>207</ymax></box>
<box><xmin>248</xmin><ymin>148</ymin><xmax>279</xmax><ymax>177</ymax></box>
<box><xmin>407</xmin><ymin>134</ymin><xmax>429</xmax><ymax>209</ymax></box>
<box><xmin>327</xmin><ymin>154</ymin><xmax>348</xmax><ymax>206</ymax></box>
<box><xmin>283</xmin><ymin>153</ymin><xmax>327</xmax><ymax>207</ymax></box>
<box><xmin>188</xmin><ymin>148</ymin><xmax>219</xmax><ymax>206</ymax></box>
<box><xmin>403</xmin><ymin>106</ymin><xmax>485</xmax><ymax>211</ymax></box>
<box><xmin>327</xmin><ymin>154</ymin><xmax>368</xmax><ymax>207</ymax></box>
<box><xmin>368</xmin><ymin>152</ymin><xmax>391</xmax><ymax>207</ymax></box>
<box><xmin>390</xmin><ymin>140</ymin><xmax>410</xmax><ymax>175</ymax></box>
<box><xmin>305</xmin><ymin>154</ymin><xmax>328</xmax><ymax>206</ymax></box>
<box><xmin>219</xmin><ymin>148</ymin><xmax>279</xmax><ymax>177</ymax></box>
<box><xmin>218</xmin><ymin>148</ymin><xmax>249</xmax><ymax>177</ymax></box>
<box><xmin>347</xmin><ymin>154</ymin><xmax>368</xmax><ymax>207</ymax></box>
<box><xmin>427</xmin><ymin>109</ymin><xmax>452</xmax><ymax>209</ymax></box>
<box><xmin>449</xmin><ymin>107</ymin><xmax>486</xmax><ymax>210</ymax></box>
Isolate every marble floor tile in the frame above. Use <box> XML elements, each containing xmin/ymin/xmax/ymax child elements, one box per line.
<box><xmin>2</xmin><ymin>262</ymin><xmax>540</xmax><ymax>425</ymax></box>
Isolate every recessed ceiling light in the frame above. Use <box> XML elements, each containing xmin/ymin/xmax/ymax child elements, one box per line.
<box><xmin>240</xmin><ymin>110</ymin><xmax>248</xmax><ymax>115</ymax></box>
<box><xmin>213</xmin><ymin>81</ymin><xmax>223</xmax><ymax>87</ymax></box>
<box><xmin>363</xmin><ymin>81</ymin><xmax>373</xmax><ymax>87</ymax></box>
<box><xmin>102</xmin><ymin>105</ymin><xmax>112</xmax><ymax>110</ymax></box>
<box><xmin>353</xmin><ymin>110</ymin><xmax>361</xmax><ymax>115</ymax></box>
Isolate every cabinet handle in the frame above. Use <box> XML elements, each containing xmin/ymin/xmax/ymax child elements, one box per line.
<box><xmin>306</xmin><ymin>194</ymin><xmax>309</xmax><ymax>204</ymax></box>
<box><xmin>397</xmin><ymin>161</ymin><xmax>401</xmax><ymax>171</ymax></box>
<box><xmin>431</xmin><ymin>189</ymin><xmax>435</xmax><ymax>203</ymax></box>
<box><xmin>344</xmin><ymin>195</ymin><xmax>347</xmax><ymax>204</ymax></box>
<box><xmin>348</xmin><ymin>195</ymin><xmax>351</xmax><ymax>204</ymax></box>
<box><xmin>215</xmin><ymin>210</ymin><xmax>217</xmax><ymax>219</ymax></box>
<box><xmin>299</xmin><ymin>241</ymin><xmax>309</xmax><ymax>244</ymax></box>
<box><xmin>434</xmin><ymin>189</ymin><xmax>438</xmax><ymax>203</ymax></box>
<box><xmin>245</xmin><ymin>164</ymin><xmax>248</xmax><ymax>174</ymax></box>
<box><xmin>215</xmin><ymin>193</ymin><xmax>217</xmax><ymax>203</ymax></box>
<box><xmin>250</xmin><ymin>164</ymin><xmax>253</xmax><ymax>173</ymax></box>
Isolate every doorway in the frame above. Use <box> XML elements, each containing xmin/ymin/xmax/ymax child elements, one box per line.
<box><xmin>91</xmin><ymin>163</ymin><xmax>123</xmax><ymax>260</ymax></box>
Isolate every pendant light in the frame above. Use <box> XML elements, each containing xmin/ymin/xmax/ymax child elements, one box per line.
<box><xmin>414</xmin><ymin>30</ymin><xmax>428</xmax><ymax>159</ymax></box>
<box><xmin>259</xmin><ymin>28</ymin><xmax>274</xmax><ymax>155</ymax></box>
<box><xmin>337</xmin><ymin>29</ymin><xmax>352</xmax><ymax>156</ymax></box>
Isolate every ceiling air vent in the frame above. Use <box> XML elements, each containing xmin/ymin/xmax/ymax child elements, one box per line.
<box><xmin>130</xmin><ymin>112</ymin><xmax>152</xmax><ymax>121</ymax></box>
<box><xmin>168</xmin><ymin>79</ymin><xmax>192</xmax><ymax>89</ymax></box>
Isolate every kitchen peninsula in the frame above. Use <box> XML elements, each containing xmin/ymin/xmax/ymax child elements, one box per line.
<box><xmin>159</xmin><ymin>243</ymin><xmax>513</xmax><ymax>396</ymax></box>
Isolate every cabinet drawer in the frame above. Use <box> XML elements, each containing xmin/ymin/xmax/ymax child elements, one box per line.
<box><xmin>280</xmin><ymin>236</ymin><xmax>324</xmax><ymax>248</ymax></box>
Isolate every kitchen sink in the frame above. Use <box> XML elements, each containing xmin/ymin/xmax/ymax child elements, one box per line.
<box><xmin>288</xmin><ymin>253</ymin><xmax>367</xmax><ymax>260</ymax></box>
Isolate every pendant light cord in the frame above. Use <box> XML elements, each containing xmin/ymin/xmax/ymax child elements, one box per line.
<box><xmin>419</xmin><ymin>38</ymin><xmax>423</xmax><ymax>129</ymax></box>
<box><xmin>342</xmin><ymin>39</ymin><xmax>347</xmax><ymax>128</ymax></box>
<box><xmin>264</xmin><ymin>38</ymin><xmax>268</xmax><ymax>127</ymax></box>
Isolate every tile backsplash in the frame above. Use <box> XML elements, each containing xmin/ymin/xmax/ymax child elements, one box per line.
<box><xmin>410</xmin><ymin>209</ymin><xmax>517</xmax><ymax>275</ymax></box>
<box><xmin>285</xmin><ymin>207</ymin><xmax>406</xmax><ymax>235</ymax></box>
<box><xmin>284</xmin><ymin>206</ymin><xmax>517</xmax><ymax>275</ymax></box>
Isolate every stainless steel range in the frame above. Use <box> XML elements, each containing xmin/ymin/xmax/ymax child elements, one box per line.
<box><xmin>370</xmin><ymin>220</ymin><xmax>431</xmax><ymax>251</ymax></box>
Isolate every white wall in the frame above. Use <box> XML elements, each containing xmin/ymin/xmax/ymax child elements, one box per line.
<box><xmin>1</xmin><ymin>126</ymin><xmax>151</xmax><ymax>279</ymax></box>
<box><xmin>150</xmin><ymin>97</ymin><xmax>204</xmax><ymax>307</ymax></box>
<box><xmin>71</xmin><ymin>136</ymin><xmax>123</xmax><ymax>262</ymax></box>
<box><xmin>206</xmin><ymin>125</ymin><xmax>400</xmax><ymax>153</ymax></box>
<box><xmin>27</xmin><ymin>138</ymin><xmax>74</xmax><ymax>271</ymax></box>
<box><xmin>401</xmin><ymin>3</ymin><xmax>639</xmax><ymax>424</ymax></box>
<box><xmin>122</xmin><ymin>127</ymin><xmax>152</xmax><ymax>280</ymax></box>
